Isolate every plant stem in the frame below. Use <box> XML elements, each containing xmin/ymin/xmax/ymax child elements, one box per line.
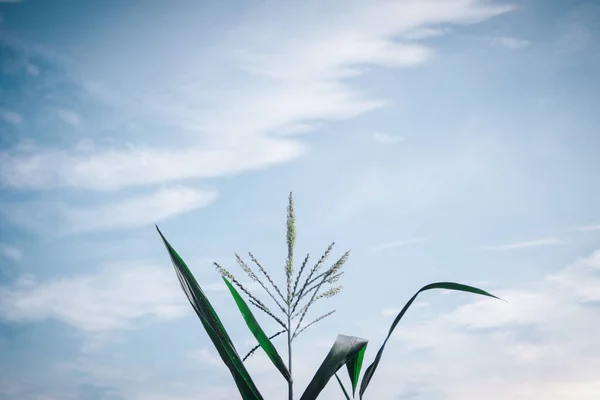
<box><xmin>287</xmin><ymin>312</ymin><xmax>293</xmax><ymax>400</ymax></box>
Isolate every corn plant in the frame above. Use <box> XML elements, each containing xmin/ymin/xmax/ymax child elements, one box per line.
<box><xmin>156</xmin><ymin>193</ymin><xmax>501</xmax><ymax>400</ymax></box>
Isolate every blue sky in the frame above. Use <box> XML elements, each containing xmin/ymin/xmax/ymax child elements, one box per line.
<box><xmin>1</xmin><ymin>0</ymin><xmax>600</xmax><ymax>399</ymax></box>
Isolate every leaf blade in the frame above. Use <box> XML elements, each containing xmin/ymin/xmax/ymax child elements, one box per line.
<box><xmin>346</xmin><ymin>342</ymin><xmax>367</xmax><ymax>397</ymax></box>
<box><xmin>358</xmin><ymin>282</ymin><xmax>500</xmax><ymax>399</ymax></box>
<box><xmin>222</xmin><ymin>277</ymin><xmax>291</xmax><ymax>382</ymax></box>
<box><xmin>156</xmin><ymin>226</ymin><xmax>264</xmax><ymax>400</ymax></box>
<box><xmin>299</xmin><ymin>334</ymin><xmax>368</xmax><ymax>400</ymax></box>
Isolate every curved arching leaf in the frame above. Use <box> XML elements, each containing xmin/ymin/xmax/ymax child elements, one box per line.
<box><xmin>358</xmin><ymin>282</ymin><xmax>500</xmax><ymax>399</ymax></box>
<box><xmin>156</xmin><ymin>226</ymin><xmax>263</xmax><ymax>400</ymax></box>
<box><xmin>222</xmin><ymin>277</ymin><xmax>291</xmax><ymax>382</ymax></box>
<box><xmin>300</xmin><ymin>334</ymin><xmax>368</xmax><ymax>400</ymax></box>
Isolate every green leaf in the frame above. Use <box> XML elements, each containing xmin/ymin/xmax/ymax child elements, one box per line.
<box><xmin>299</xmin><ymin>334</ymin><xmax>368</xmax><ymax>400</ymax></box>
<box><xmin>156</xmin><ymin>226</ymin><xmax>263</xmax><ymax>400</ymax></box>
<box><xmin>335</xmin><ymin>374</ymin><xmax>351</xmax><ymax>400</ymax></box>
<box><xmin>345</xmin><ymin>342</ymin><xmax>367</xmax><ymax>397</ymax></box>
<box><xmin>222</xmin><ymin>277</ymin><xmax>291</xmax><ymax>382</ymax></box>
<box><xmin>358</xmin><ymin>282</ymin><xmax>501</xmax><ymax>399</ymax></box>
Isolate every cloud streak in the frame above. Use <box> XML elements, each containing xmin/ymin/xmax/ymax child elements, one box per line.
<box><xmin>0</xmin><ymin>109</ymin><xmax>22</xmax><ymax>126</ymax></box>
<box><xmin>360</xmin><ymin>249</ymin><xmax>600</xmax><ymax>399</ymax></box>
<box><xmin>56</xmin><ymin>109</ymin><xmax>81</xmax><ymax>126</ymax></box>
<box><xmin>486</xmin><ymin>36</ymin><xmax>531</xmax><ymax>49</ymax></box>
<box><xmin>1</xmin><ymin>186</ymin><xmax>217</xmax><ymax>234</ymax></box>
<box><xmin>0</xmin><ymin>261</ymin><xmax>189</xmax><ymax>332</ymax></box>
<box><xmin>0</xmin><ymin>243</ymin><xmax>22</xmax><ymax>261</ymax></box>
<box><xmin>569</xmin><ymin>224</ymin><xmax>600</xmax><ymax>232</ymax></box>
<box><xmin>0</xmin><ymin>140</ymin><xmax>305</xmax><ymax>191</ymax></box>
<box><xmin>482</xmin><ymin>237</ymin><xmax>563</xmax><ymax>251</ymax></box>
<box><xmin>0</xmin><ymin>0</ymin><xmax>515</xmax><ymax>192</ymax></box>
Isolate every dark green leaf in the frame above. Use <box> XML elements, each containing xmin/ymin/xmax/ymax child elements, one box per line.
<box><xmin>335</xmin><ymin>374</ymin><xmax>351</xmax><ymax>400</ymax></box>
<box><xmin>359</xmin><ymin>282</ymin><xmax>501</xmax><ymax>399</ymax></box>
<box><xmin>300</xmin><ymin>334</ymin><xmax>368</xmax><ymax>400</ymax></box>
<box><xmin>156</xmin><ymin>226</ymin><xmax>263</xmax><ymax>400</ymax></box>
<box><xmin>222</xmin><ymin>277</ymin><xmax>291</xmax><ymax>382</ymax></box>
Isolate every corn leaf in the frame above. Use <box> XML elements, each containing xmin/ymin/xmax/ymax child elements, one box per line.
<box><xmin>335</xmin><ymin>374</ymin><xmax>351</xmax><ymax>400</ymax></box>
<box><xmin>359</xmin><ymin>282</ymin><xmax>500</xmax><ymax>399</ymax></box>
<box><xmin>299</xmin><ymin>334</ymin><xmax>368</xmax><ymax>400</ymax></box>
<box><xmin>156</xmin><ymin>226</ymin><xmax>264</xmax><ymax>400</ymax></box>
<box><xmin>222</xmin><ymin>277</ymin><xmax>291</xmax><ymax>382</ymax></box>
<box><xmin>345</xmin><ymin>342</ymin><xmax>367</xmax><ymax>397</ymax></box>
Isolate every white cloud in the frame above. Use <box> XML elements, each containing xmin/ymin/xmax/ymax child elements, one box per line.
<box><xmin>358</xmin><ymin>249</ymin><xmax>600</xmax><ymax>399</ymax></box>
<box><xmin>487</xmin><ymin>36</ymin><xmax>532</xmax><ymax>49</ymax></box>
<box><xmin>1</xmin><ymin>109</ymin><xmax>22</xmax><ymax>126</ymax></box>
<box><xmin>482</xmin><ymin>237</ymin><xmax>563</xmax><ymax>251</ymax></box>
<box><xmin>0</xmin><ymin>140</ymin><xmax>305</xmax><ymax>191</ymax></box>
<box><xmin>56</xmin><ymin>109</ymin><xmax>81</xmax><ymax>126</ymax></box>
<box><xmin>569</xmin><ymin>224</ymin><xmax>600</xmax><ymax>232</ymax></box>
<box><xmin>372</xmin><ymin>132</ymin><xmax>404</xmax><ymax>144</ymax></box>
<box><xmin>371</xmin><ymin>237</ymin><xmax>428</xmax><ymax>252</ymax></box>
<box><xmin>0</xmin><ymin>243</ymin><xmax>22</xmax><ymax>261</ymax></box>
<box><xmin>406</xmin><ymin>27</ymin><xmax>453</xmax><ymax>40</ymax></box>
<box><xmin>276</xmin><ymin>122</ymin><xmax>323</xmax><ymax>136</ymax></box>
<box><xmin>0</xmin><ymin>0</ymin><xmax>514</xmax><ymax>192</ymax></box>
<box><xmin>547</xmin><ymin>250</ymin><xmax>600</xmax><ymax>302</ymax></box>
<box><xmin>0</xmin><ymin>261</ymin><xmax>189</xmax><ymax>332</ymax></box>
<box><xmin>0</xmin><ymin>186</ymin><xmax>217</xmax><ymax>234</ymax></box>
<box><xmin>13</xmin><ymin>250</ymin><xmax>599</xmax><ymax>400</ymax></box>
<box><xmin>64</xmin><ymin>186</ymin><xmax>216</xmax><ymax>233</ymax></box>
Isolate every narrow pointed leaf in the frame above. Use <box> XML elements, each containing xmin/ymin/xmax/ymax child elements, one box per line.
<box><xmin>335</xmin><ymin>374</ymin><xmax>351</xmax><ymax>400</ymax></box>
<box><xmin>156</xmin><ymin>226</ymin><xmax>263</xmax><ymax>400</ymax></box>
<box><xmin>359</xmin><ymin>282</ymin><xmax>500</xmax><ymax>399</ymax></box>
<box><xmin>222</xmin><ymin>277</ymin><xmax>291</xmax><ymax>382</ymax></box>
<box><xmin>300</xmin><ymin>334</ymin><xmax>368</xmax><ymax>400</ymax></box>
<box><xmin>346</xmin><ymin>342</ymin><xmax>367</xmax><ymax>397</ymax></box>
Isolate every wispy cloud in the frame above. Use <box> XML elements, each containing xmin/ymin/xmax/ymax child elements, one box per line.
<box><xmin>0</xmin><ymin>243</ymin><xmax>22</xmax><ymax>261</ymax></box>
<box><xmin>0</xmin><ymin>0</ymin><xmax>515</xmax><ymax>192</ymax></box>
<box><xmin>486</xmin><ymin>36</ymin><xmax>531</xmax><ymax>49</ymax></box>
<box><xmin>63</xmin><ymin>187</ymin><xmax>217</xmax><ymax>233</ymax></box>
<box><xmin>363</xmin><ymin>249</ymin><xmax>600</xmax><ymax>399</ymax></box>
<box><xmin>372</xmin><ymin>237</ymin><xmax>428</xmax><ymax>252</ymax></box>
<box><xmin>56</xmin><ymin>109</ymin><xmax>81</xmax><ymax>126</ymax></box>
<box><xmin>0</xmin><ymin>140</ymin><xmax>305</xmax><ymax>191</ymax></box>
<box><xmin>1</xmin><ymin>186</ymin><xmax>217</xmax><ymax>234</ymax></box>
<box><xmin>1</xmin><ymin>109</ymin><xmax>22</xmax><ymax>126</ymax></box>
<box><xmin>406</xmin><ymin>27</ymin><xmax>453</xmax><ymax>40</ymax></box>
<box><xmin>482</xmin><ymin>237</ymin><xmax>562</xmax><ymax>251</ymax></box>
<box><xmin>372</xmin><ymin>132</ymin><xmax>404</xmax><ymax>144</ymax></box>
<box><xmin>0</xmin><ymin>261</ymin><xmax>188</xmax><ymax>332</ymax></box>
<box><xmin>569</xmin><ymin>224</ymin><xmax>600</xmax><ymax>232</ymax></box>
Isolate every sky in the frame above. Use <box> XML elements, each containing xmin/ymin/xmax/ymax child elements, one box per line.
<box><xmin>0</xmin><ymin>0</ymin><xmax>599</xmax><ymax>399</ymax></box>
